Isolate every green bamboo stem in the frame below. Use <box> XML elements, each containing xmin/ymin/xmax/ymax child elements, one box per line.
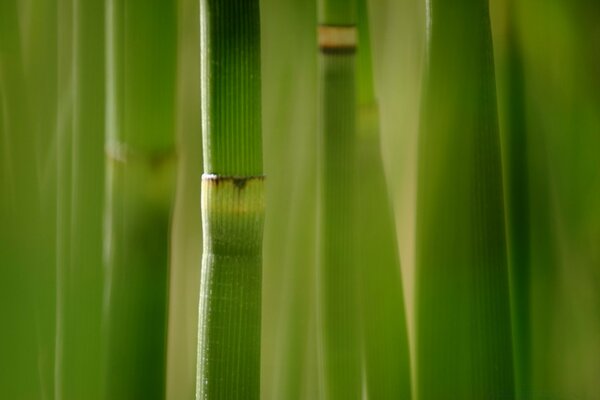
<box><xmin>196</xmin><ymin>1</ymin><xmax>264</xmax><ymax>399</ymax></box>
<box><xmin>316</xmin><ymin>2</ymin><xmax>362</xmax><ymax>398</ymax></box>
<box><xmin>166</xmin><ymin>0</ymin><xmax>203</xmax><ymax>398</ymax></box>
<box><xmin>103</xmin><ymin>0</ymin><xmax>177</xmax><ymax>399</ymax></box>
<box><xmin>501</xmin><ymin>1</ymin><xmax>531</xmax><ymax>398</ymax></box>
<box><xmin>415</xmin><ymin>0</ymin><xmax>515</xmax><ymax>398</ymax></box>
<box><xmin>55</xmin><ymin>0</ymin><xmax>105</xmax><ymax>399</ymax></box>
<box><xmin>24</xmin><ymin>0</ymin><xmax>59</xmax><ymax>397</ymax></box>
<box><xmin>0</xmin><ymin>2</ymin><xmax>45</xmax><ymax>397</ymax></box>
<box><xmin>355</xmin><ymin>112</ymin><xmax>412</xmax><ymax>400</ymax></box>
<box><xmin>262</xmin><ymin>2</ymin><xmax>319</xmax><ymax>397</ymax></box>
<box><xmin>354</xmin><ymin>1</ymin><xmax>412</xmax><ymax>398</ymax></box>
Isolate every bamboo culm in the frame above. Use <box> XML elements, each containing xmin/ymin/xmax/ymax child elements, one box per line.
<box><xmin>316</xmin><ymin>1</ymin><xmax>362</xmax><ymax>398</ymax></box>
<box><xmin>103</xmin><ymin>0</ymin><xmax>177</xmax><ymax>399</ymax></box>
<box><xmin>415</xmin><ymin>0</ymin><xmax>515</xmax><ymax>398</ymax></box>
<box><xmin>196</xmin><ymin>1</ymin><xmax>265</xmax><ymax>399</ymax></box>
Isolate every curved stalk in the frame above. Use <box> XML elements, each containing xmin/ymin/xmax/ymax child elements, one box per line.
<box><xmin>196</xmin><ymin>1</ymin><xmax>264</xmax><ymax>399</ymax></box>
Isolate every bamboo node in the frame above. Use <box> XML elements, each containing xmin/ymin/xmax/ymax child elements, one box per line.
<box><xmin>318</xmin><ymin>25</ymin><xmax>357</xmax><ymax>53</ymax></box>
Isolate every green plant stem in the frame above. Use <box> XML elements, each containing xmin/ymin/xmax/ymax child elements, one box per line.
<box><xmin>355</xmin><ymin>111</ymin><xmax>412</xmax><ymax>400</ymax></box>
<box><xmin>55</xmin><ymin>1</ymin><xmax>105</xmax><ymax>399</ymax></box>
<box><xmin>415</xmin><ymin>0</ymin><xmax>515</xmax><ymax>398</ymax></box>
<box><xmin>196</xmin><ymin>1</ymin><xmax>264</xmax><ymax>399</ymax></box>
<box><xmin>103</xmin><ymin>1</ymin><xmax>177</xmax><ymax>399</ymax></box>
<box><xmin>501</xmin><ymin>1</ymin><xmax>531</xmax><ymax>398</ymax></box>
<box><xmin>354</xmin><ymin>0</ymin><xmax>412</xmax><ymax>397</ymax></box>
<box><xmin>316</xmin><ymin>3</ymin><xmax>361</xmax><ymax>398</ymax></box>
<box><xmin>0</xmin><ymin>2</ymin><xmax>44</xmax><ymax>398</ymax></box>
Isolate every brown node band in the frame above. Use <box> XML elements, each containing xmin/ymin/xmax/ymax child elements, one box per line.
<box><xmin>318</xmin><ymin>25</ymin><xmax>357</xmax><ymax>54</ymax></box>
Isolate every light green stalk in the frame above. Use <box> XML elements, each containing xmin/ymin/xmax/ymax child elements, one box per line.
<box><xmin>316</xmin><ymin>2</ymin><xmax>362</xmax><ymax>399</ymax></box>
<box><xmin>103</xmin><ymin>0</ymin><xmax>177</xmax><ymax>399</ymax></box>
<box><xmin>415</xmin><ymin>0</ymin><xmax>515</xmax><ymax>398</ymax></box>
<box><xmin>196</xmin><ymin>1</ymin><xmax>264</xmax><ymax>399</ymax></box>
<box><xmin>55</xmin><ymin>0</ymin><xmax>105</xmax><ymax>399</ymax></box>
<box><xmin>355</xmin><ymin>0</ymin><xmax>411</xmax><ymax>398</ymax></box>
<box><xmin>166</xmin><ymin>0</ymin><xmax>203</xmax><ymax>399</ymax></box>
<box><xmin>0</xmin><ymin>2</ymin><xmax>44</xmax><ymax>397</ymax></box>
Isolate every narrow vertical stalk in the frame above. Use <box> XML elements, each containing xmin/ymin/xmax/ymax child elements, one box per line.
<box><xmin>103</xmin><ymin>0</ymin><xmax>177</xmax><ymax>399</ymax></box>
<box><xmin>0</xmin><ymin>2</ymin><xmax>44</xmax><ymax>398</ymax></box>
<box><xmin>55</xmin><ymin>0</ymin><xmax>105</xmax><ymax>399</ymax></box>
<box><xmin>166</xmin><ymin>0</ymin><xmax>203</xmax><ymax>398</ymax></box>
<box><xmin>196</xmin><ymin>1</ymin><xmax>264</xmax><ymax>399</ymax></box>
<box><xmin>26</xmin><ymin>2</ymin><xmax>60</xmax><ymax>397</ymax></box>
<box><xmin>415</xmin><ymin>0</ymin><xmax>515</xmax><ymax>398</ymax></box>
<box><xmin>316</xmin><ymin>1</ymin><xmax>361</xmax><ymax>398</ymax></box>
<box><xmin>501</xmin><ymin>1</ymin><xmax>531</xmax><ymax>398</ymax></box>
<box><xmin>354</xmin><ymin>1</ymin><xmax>412</xmax><ymax>398</ymax></box>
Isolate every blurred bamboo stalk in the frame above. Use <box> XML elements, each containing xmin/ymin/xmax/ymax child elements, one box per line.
<box><xmin>102</xmin><ymin>0</ymin><xmax>177</xmax><ymax>399</ymax></box>
<box><xmin>499</xmin><ymin>0</ymin><xmax>531</xmax><ymax>397</ymax></box>
<box><xmin>354</xmin><ymin>0</ymin><xmax>411</xmax><ymax>398</ymax></box>
<box><xmin>55</xmin><ymin>0</ymin><xmax>105</xmax><ymax>399</ymax></box>
<box><xmin>196</xmin><ymin>1</ymin><xmax>265</xmax><ymax>398</ymax></box>
<box><xmin>315</xmin><ymin>1</ymin><xmax>362</xmax><ymax>398</ymax></box>
<box><xmin>0</xmin><ymin>1</ymin><xmax>45</xmax><ymax>398</ymax></box>
<box><xmin>166</xmin><ymin>0</ymin><xmax>203</xmax><ymax>398</ymax></box>
<box><xmin>415</xmin><ymin>0</ymin><xmax>515</xmax><ymax>398</ymax></box>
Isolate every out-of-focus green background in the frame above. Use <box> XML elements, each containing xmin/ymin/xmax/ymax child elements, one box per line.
<box><xmin>1</xmin><ymin>0</ymin><xmax>598</xmax><ymax>399</ymax></box>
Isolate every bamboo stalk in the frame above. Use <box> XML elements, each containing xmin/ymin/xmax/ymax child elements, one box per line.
<box><xmin>55</xmin><ymin>0</ymin><xmax>105</xmax><ymax>399</ymax></box>
<box><xmin>354</xmin><ymin>1</ymin><xmax>411</xmax><ymax>397</ymax></box>
<box><xmin>316</xmin><ymin>1</ymin><xmax>362</xmax><ymax>398</ymax></box>
<box><xmin>196</xmin><ymin>1</ymin><xmax>264</xmax><ymax>399</ymax></box>
<box><xmin>500</xmin><ymin>1</ymin><xmax>531</xmax><ymax>397</ymax></box>
<box><xmin>0</xmin><ymin>2</ymin><xmax>45</xmax><ymax>397</ymax></box>
<box><xmin>166</xmin><ymin>0</ymin><xmax>203</xmax><ymax>398</ymax></box>
<box><xmin>415</xmin><ymin>0</ymin><xmax>515</xmax><ymax>398</ymax></box>
<box><xmin>102</xmin><ymin>0</ymin><xmax>177</xmax><ymax>399</ymax></box>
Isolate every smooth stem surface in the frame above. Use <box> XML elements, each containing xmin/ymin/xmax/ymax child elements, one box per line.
<box><xmin>354</xmin><ymin>1</ymin><xmax>412</xmax><ymax>397</ymax></box>
<box><xmin>197</xmin><ymin>1</ymin><xmax>264</xmax><ymax>398</ymax></box>
<box><xmin>502</xmin><ymin>1</ymin><xmax>531</xmax><ymax>397</ymax></box>
<box><xmin>103</xmin><ymin>0</ymin><xmax>177</xmax><ymax>399</ymax></box>
<box><xmin>316</xmin><ymin>3</ymin><xmax>360</xmax><ymax>399</ymax></box>
<box><xmin>55</xmin><ymin>0</ymin><xmax>105</xmax><ymax>399</ymax></box>
<box><xmin>0</xmin><ymin>2</ymin><xmax>44</xmax><ymax>398</ymax></box>
<box><xmin>355</xmin><ymin>114</ymin><xmax>412</xmax><ymax>399</ymax></box>
<box><xmin>317</xmin><ymin>54</ymin><xmax>361</xmax><ymax>399</ymax></box>
<box><xmin>356</xmin><ymin>0</ymin><xmax>375</xmax><ymax>107</ymax></box>
<box><xmin>415</xmin><ymin>0</ymin><xmax>515</xmax><ymax>398</ymax></box>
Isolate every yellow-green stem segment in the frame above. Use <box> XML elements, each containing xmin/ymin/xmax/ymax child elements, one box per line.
<box><xmin>197</xmin><ymin>175</ymin><xmax>265</xmax><ymax>400</ymax></box>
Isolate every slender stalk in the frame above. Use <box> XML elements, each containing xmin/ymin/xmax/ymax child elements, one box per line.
<box><xmin>354</xmin><ymin>1</ymin><xmax>411</xmax><ymax>398</ymax></box>
<box><xmin>196</xmin><ymin>1</ymin><xmax>264</xmax><ymax>399</ymax></box>
<box><xmin>415</xmin><ymin>0</ymin><xmax>515</xmax><ymax>398</ymax></box>
<box><xmin>55</xmin><ymin>0</ymin><xmax>105</xmax><ymax>398</ymax></box>
<box><xmin>316</xmin><ymin>2</ymin><xmax>362</xmax><ymax>399</ymax></box>
<box><xmin>501</xmin><ymin>1</ymin><xmax>531</xmax><ymax>397</ymax></box>
<box><xmin>166</xmin><ymin>0</ymin><xmax>203</xmax><ymax>398</ymax></box>
<box><xmin>0</xmin><ymin>2</ymin><xmax>44</xmax><ymax>397</ymax></box>
<box><xmin>102</xmin><ymin>0</ymin><xmax>177</xmax><ymax>399</ymax></box>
